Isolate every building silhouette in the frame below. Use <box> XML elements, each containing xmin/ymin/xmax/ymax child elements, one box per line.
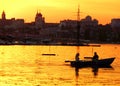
<box><xmin>2</xmin><ymin>11</ymin><xmax>6</xmax><ymax>20</ymax></box>
<box><xmin>111</xmin><ymin>19</ymin><xmax>120</xmax><ymax>41</ymax></box>
<box><xmin>0</xmin><ymin>11</ymin><xmax>24</xmax><ymax>29</ymax></box>
<box><xmin>59</xmin><ymin>15</ymin><xmax>98</xmax><ymax>42</ymax></box>
<box><xmin>111</xmin><ymin>19</ymin><xmax>120</xmax><ymax>32</ymax></box>
<box><xmin>80</xmin><ymin>15</ymin><xmax>98</xmax><ymax>40</ymax></box>
<box><xmin>35</xmin><ymin>11</ymin><xmax>45</xmax><ymax>29</ymax></box>
<box><xmin>0</xmin><ymin>10</ymin><xmax>120</xmax><ymax>44</ymax></box>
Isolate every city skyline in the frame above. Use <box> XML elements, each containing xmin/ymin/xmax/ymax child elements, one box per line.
<box><xmin>0</xmin><ymin>0</ymin><xmax>120</xmax><ymax>24</ymax></box>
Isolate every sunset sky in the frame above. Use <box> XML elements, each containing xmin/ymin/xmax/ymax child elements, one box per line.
<box><xmin>0</xmin><ymin>0</ymin><xmax>120</xmax><ymax>24</ymax></box>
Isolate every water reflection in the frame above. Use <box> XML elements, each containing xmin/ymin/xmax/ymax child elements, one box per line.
<box><xmin>74</xmin><ymin>66</ymin><xmax>114</xmax><ymax>85</ymax></box>
<box><xmin>75</xmin><ymin>67</ymin><xmax>79</xmax><ymax>78</ymax></box>
<box><xmin>75</xmin><ymin>66</ymin><xmax>113</xmax><ymax>78</ymax></box>
<box><xmin>92</xmin><ymin>66</ymin><xmax>99</xmax><ymax>77</ymax></box>
<box><xmin>75</xmin><ymin>68</ymin><xmax>79</xmax><ymax>86</ymax></box>
<box><xmin>0</xmin><ymin>45</ymin><xmax>119</xmax><ymax>86</ymax></box>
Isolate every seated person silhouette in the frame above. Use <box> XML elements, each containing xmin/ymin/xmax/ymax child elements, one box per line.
<box><xmin>92</xmin><ymin>52</ymin><xmax>99</xmax><ymax>61</ymax></box>
<box><xmin>75</xmin><ymin>53</ymin><xmax>80</xmax><ymax>61</ymax></box>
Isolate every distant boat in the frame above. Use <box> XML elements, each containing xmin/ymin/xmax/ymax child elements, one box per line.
<box><xmin>65</xmin><ymin>57</ymin><xmax>115</xmax><ymax>67</ymax></box>
<box><xmin>42</xmin><ymin>53</ymin><xmax>56</xmax><ymax>56</ymax></box>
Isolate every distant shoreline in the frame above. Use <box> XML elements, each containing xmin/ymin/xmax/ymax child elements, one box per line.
<box><xmin>0</xmin><ymin>42</ymin><xmax>119</xmax><ymax>46</ymax></box>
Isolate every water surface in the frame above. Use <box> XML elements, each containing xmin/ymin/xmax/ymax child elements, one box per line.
<box><xmin>0</xmin><ymin>44</ymin><xmax>120</xmax><ymax>86</ymax></box>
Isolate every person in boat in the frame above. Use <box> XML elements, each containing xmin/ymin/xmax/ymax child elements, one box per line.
<box><xmin>92</xmin><ymin>52</ymin><xmax>99</xmax><ymax>61</ymax></box>
<box><xmin>75</xmin><ymin>53</ymin><xmax>80</xmax><ymax>61</ymax></box>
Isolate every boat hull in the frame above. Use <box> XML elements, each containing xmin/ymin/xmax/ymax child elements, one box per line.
<box><xmin>70</xmin><ymin>57</ymin><xmax>115</xmax><ymax>67</ymax></box>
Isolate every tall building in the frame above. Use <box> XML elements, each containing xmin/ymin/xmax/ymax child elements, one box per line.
<box><xmin>0</xmin><ymin>11</ymin><xmax>25</xmax><ymax>28</ymax></box>
<box><xmin>35</xmin><ymin>11</ymin><xmax>45</xmax><ymax>29</ymax></box>
<box><xmin>2</xmin><ymin>11</ymin><xmax>6</xmax><ymax>20</ymax></box>
<box><xmin>0</xmin><ymin>11</ymin><xmax>12</xmax><ymax>28</ymax></box>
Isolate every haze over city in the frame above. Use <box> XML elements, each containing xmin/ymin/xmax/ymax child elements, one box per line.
<box><xmin>0</xmin><ymin>0</ymin><xmax>120</xmax><ymax>24</ymax></box>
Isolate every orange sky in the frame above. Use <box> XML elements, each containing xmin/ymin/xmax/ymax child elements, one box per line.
<box><xmin>0</xmin><ymin>0</ymin><xmax>120</xmax><ymax>24</ymax></box>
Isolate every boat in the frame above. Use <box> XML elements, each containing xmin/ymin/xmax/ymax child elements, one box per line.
<box><xmin>65</xmin><ymin>57</ymin><xmax>115</xmax><ymax>67</ymax></box>
<box><xmin>42</xmin><ymin>53</ymin><xmax>56</xmax><ymax>56</ymax></box>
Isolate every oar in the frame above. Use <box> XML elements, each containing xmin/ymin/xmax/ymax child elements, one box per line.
<box><xmin>84</xmin><ymin>57</ymin><xmax>93</xmax><ymax>59</ymax></box>
<box><xmin>65</xmin><ymin>60</ymin><xmax>71</xmax><ymax>62</ymax></box>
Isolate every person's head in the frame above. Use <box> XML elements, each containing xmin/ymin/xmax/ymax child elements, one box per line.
<box><xmin>94</xmin><ymin>52</ymin><xmax>97</xmax><ymax>55</ymax></box>
<box><xmin>76</xmin><ymin>53</ymin><xmax>79</xmax><ymax>56</ymax></box>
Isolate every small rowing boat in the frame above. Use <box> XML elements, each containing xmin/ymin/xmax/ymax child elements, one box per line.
<box><xmin>65</xmin><ymin>57</ymin><xmax>115</xmax><ymax>67</ymax></box>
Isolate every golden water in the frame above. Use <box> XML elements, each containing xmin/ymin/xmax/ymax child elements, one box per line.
<box><xmin>0</xmin><ymin>44</ymin><xmax>120</xmax><ymax>86</ymax></box>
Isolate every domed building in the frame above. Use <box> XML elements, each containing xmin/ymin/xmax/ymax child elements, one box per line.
<box><xmin>85</xmin><ymin>16</ymin><xmax>92</xmax><ymax>21</ymax></box>
<box><xmin>80</xmin><ymin>15</ymin><xmax>98</xmax><ymax>40</ymax></box>
<box><xmin>35</xmin><ymin>11</ymin><xmax>45</xmax><ymax>29</ymax></box>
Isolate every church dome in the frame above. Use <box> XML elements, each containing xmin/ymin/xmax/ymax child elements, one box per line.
<box><xmin>86</xmin><ymin>15</ymin><xmax>92</xmax><ymax>21</ymax></box>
